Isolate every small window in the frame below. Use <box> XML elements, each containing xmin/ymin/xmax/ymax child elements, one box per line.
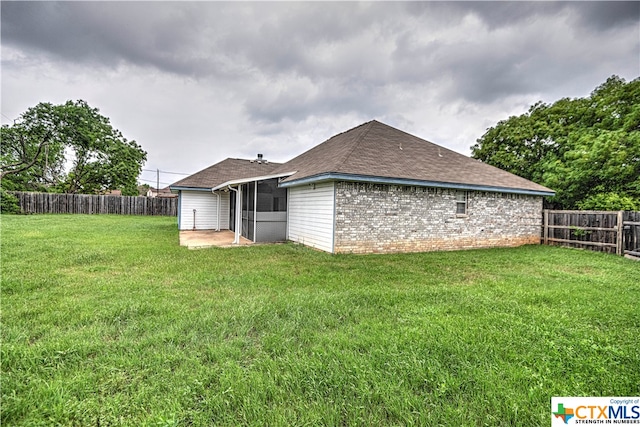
<box><xmin>456</xmin><ymin>191</ymin><xmax>467</xmax><ymax>215</ymax></box>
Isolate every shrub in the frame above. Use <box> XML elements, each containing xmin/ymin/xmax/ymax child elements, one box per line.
<box><xmin>0</xmin><ymin>188</ymin><xmax>20</xmax><ymax>214</ymax></box>
<box><xmin>577</xmin><ymin>192</ymin><xmax>640</xmax><ymax>211</ymax></box>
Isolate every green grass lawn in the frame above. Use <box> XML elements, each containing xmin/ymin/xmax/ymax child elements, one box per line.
<box><xmin>1</xmin><ymin>214</ymin><xmax>638</xmax><ymax>426</ymax></box>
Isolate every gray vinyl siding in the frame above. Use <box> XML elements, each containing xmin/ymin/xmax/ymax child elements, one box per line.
<box><xmin>287</xmin><ymin>182</ymin><xmax>335</xmax><ymax>253</ymax></box>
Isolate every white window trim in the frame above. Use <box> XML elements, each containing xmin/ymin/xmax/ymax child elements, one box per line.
<box><xmin>456</xmin><ymin>191</ymin><xmax>468</xmax><ymax>217</ymax></box>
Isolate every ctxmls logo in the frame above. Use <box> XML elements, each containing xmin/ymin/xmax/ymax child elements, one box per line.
<box><xmin>551</xmin><ymin>397</ymin><xmax>640</xmax><ymax>426</ymax></box>
<box><xmin>553</xmin><ymin>403</ymin><xmax>575</xmax><ymax>424</ymax></box>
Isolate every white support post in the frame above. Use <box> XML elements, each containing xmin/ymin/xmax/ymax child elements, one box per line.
<box><xmin>236</xmin><ymin>186</ymin><xmax>242</xmax><ymax>244</ymax></box>
<box><xmin>227</xmin><ymin>185</ymin><xmax>241</xmax><ymax>244</ymax></box>
<box><xmin>253</xmin><ymin>180</ymin><xmax>258</xmax><ymax>242</ymax></box>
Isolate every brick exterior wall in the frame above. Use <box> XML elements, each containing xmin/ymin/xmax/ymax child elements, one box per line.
<box><xmin>333</xmin><ymin>182</ymin><xmax>543</xmax><ymax>254</ymax></box>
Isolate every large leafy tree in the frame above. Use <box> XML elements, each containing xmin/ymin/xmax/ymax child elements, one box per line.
<box><xmin>472</xmin><ymin>76</ymin><xmax>640</xmax><ymax>210</ymax></box>
<box><xmin>1</xmin><ymin>100</ymin><xmax>147</xmax><ymax>195</ymax></box>
<box><xmin>0</xmin><ymin>103</ymin><xmax>66</xmax><ymax>190</ymax></box>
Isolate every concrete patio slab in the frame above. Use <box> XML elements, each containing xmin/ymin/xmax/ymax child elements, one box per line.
<box><xmin>179</xmin><ymin>230</ymin><xmax>253</xmax><ymax>249</ymax></box>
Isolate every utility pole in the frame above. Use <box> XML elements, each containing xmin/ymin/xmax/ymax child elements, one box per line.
<box><xmin>156</xmin><ymin>168</ymin><xmax>160</xmax><ymax>197</ymax></box>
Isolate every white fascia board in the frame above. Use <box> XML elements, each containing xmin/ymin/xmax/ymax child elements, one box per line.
<box><xmin>211</xmin><ymin>172</ymin><xmax>296</xmax><ymax>191</ymax></box>
<box><xmin>169</xmin><ymin>186</ymin><xmax>212</xmax><ymax>193</ymax></box>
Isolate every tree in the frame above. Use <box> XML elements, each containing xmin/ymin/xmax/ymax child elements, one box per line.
<box><xmin>138</xmin><ymin>183</ymin><xmax>151</xmax><ymax>196</ymax></box>
<box><xmin>1</xmin><ymin>100</ymin><xmax>147</xmax><ymax>196</ymax></box>
<box><xmin>0</xmin><ymin>103</ymin><xmax>66</xmax><ymax>191</ymax></box>
<box><xmin>0</xmin><ymin>126</ymin><xmax>50</xmax><ymax>180</ymax></box>
<box><xmin>471</xmin><ymin>76</ymin><xmax>640</xmax><ymax>210</ymax></box>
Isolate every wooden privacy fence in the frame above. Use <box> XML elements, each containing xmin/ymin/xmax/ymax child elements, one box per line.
<box><xmin>623</xmin><ymin>211</ymin><xmax>640</xmax><ymax>258</ymax></box>
<box><xmin>543</xmin><ymin>210</ymin><xmax>640</xmax><ymax>258</ymax></box>
<box><xmin>12</xmin><ymin>191</ymin><xmax>177</xmax><ymax>216</ymax></box>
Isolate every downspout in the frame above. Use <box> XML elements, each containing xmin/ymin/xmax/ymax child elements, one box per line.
<box><xmin>227</xmin><ymin>185</ymin><xmax>240</xmax><ymax>244</ymax></box>
<box><xmin>177</xmin><ymin>191</ymin><xmax>181</xmax><ymax>229</ymax></box>
<box><xmin>211</xmin><ymin>189</ymin><xmax>221</xmax><ymax>231</ymax></box>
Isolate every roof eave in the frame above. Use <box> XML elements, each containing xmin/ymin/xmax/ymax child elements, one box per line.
<box><xmin>278</xmin><ymin>173</ymin><xmax>555</xmax><ymax>197</ymax></box>
<box><xmin>211</xmin><ymin>171</ymin><xmax>297</xmax><ymax>191</ymax></box>
<box><xmin>169</xmin><ymin>186</ymin><xmax>213</xmax><ymax>193</ymax></box>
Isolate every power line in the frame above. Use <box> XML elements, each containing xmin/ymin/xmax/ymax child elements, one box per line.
<box><xmin>142</xmin><ymin>168</ymin><xmax>190</xmax><ymax>175</ymax></box>
<box><xmin>139</xmin><ymin>178</ymin><xmax>173</xmax><ymax>186</ymax></box>
<box><xmin>160</xmin><ymin>170</ymin><xmax>191</xmax><ymax>175</ymax></box>
<box><xmin>139</xmin><ymin>168</ymin><xmax>188</xmax><ymax>191</ymax></box>
<box><xmin>139</xmin><ymin>178</ymin><xmax>172</xmax><ymax>185</ymax></box>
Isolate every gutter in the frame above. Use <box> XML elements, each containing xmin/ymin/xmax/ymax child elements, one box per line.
<box><xmin>277</xmin><ymin>172</ymin><xmax>555</xmax><ymax>197</ymax></box>
<box><xmin>170</xmin><ymin>186</ymin><xmax>212</xmax><ymax>193</ymax></box>
<box><xmin>211</xmin><ymin>171</ymin><xmax>296</xmax><ymax>192</ymax></box>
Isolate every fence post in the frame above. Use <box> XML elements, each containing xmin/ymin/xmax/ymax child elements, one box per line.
<box><xmin>543</xmin><ymin>209</ymin><xmax>549</xmax><ymax>245</ymax></box>
<box><xmin>616</xmin><ymin>210</ymin><xmax>623</xmax><ymax>256</ymax></box>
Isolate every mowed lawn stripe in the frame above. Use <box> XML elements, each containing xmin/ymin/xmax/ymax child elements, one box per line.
<box><xmin>1</xmin><ymin>214</ymin><xmax>638</xmax><ymax>426</ymax></box>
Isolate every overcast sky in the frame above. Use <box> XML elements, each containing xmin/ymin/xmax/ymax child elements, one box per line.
<box><xmin>2</xmin><ymin>1</ymin><xmax>638</xmax><ymax>188</ymax></box>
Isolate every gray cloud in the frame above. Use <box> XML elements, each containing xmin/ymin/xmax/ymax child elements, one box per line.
<box><xmin>406</xmin><ymin>2</ymin><xmax>639</xmax><ymax>32</ymax></box>
<box><xmin>1</xmin><ymin>1</ymin><xmax>638</xmax><ymax>177</ymax></box>
<box><xmin>244</xmin><ymin>75</ymin><xmax>390</xmax><ymax>124</ymax></box>
<box><xmin>571</xmin><ymin>2</ymin><xmax>640</xmax><ymax>31</ymax></box>
<box><xmin>2</xmin><ymin>2</ymin><xmax>237</xmax><ymax>77</ymax></box>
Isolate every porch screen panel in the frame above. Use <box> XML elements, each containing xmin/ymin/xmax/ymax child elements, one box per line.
<box><xmin>257</xmin><ymin>180</ymin><xmax>287</xmax><ymax>212</ymax></box>
<box><xmin>255</xmin><ymin>179</ymin><xmax>287</xmax><ymax>242</ymax></box>
<box><xmin>241</xmin><ymin>183</ymin><xmax>255</xmax><ymax>241</ymax></box>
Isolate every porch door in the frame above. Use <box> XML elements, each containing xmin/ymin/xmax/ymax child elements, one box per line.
<box><xmin>229</xmin><ymin>190</ymin><xmax>236</xmax><ymax>232</ymax></box>
<box><xmin>241</xmin><ymin>182</ymin><xmax>255</xmax><ymax>241</ymax></box>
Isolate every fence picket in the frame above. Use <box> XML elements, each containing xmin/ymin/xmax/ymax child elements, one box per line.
<box><xmin>542</xmin><ymin>210</ymin><xmax>640</xmax><ymax>258</ymax></box>
<box><xmin>10</xmin><ymin>192</ymin><xmax>177</xmax><ymax>216</ymax></box>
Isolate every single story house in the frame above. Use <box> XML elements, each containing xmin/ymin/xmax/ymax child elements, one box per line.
<box><xmin>147</xmin><ymin>187</ymin><xmax>178</xmax><ymax>198</ymax></box>
<box><xmin>170</xmin><ymin>120</ymin><xmax>554</xmax><ymax>254</ymax></box>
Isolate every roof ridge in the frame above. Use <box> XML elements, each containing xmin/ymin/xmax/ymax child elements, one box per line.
<box><xmin>329</xmin><ymin>120</ymin><xmax>373</xmax><ymax>139</ymax></box>
<box><xmin>229</xmin><ymin>157</ymin><xmax>282</xmax><ymax>164</ymax></box>
<box><xmin>371</xmin><ymin>120</ymin><xmax>469</xmax><ymax>158</ymax></box>
<box><xmin>334</xmin><ymin>120</ymin><xmax>375</xmax><ymax>171</ymax></box>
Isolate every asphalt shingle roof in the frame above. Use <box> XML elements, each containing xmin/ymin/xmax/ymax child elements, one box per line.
<box><xmin>171</xmin><ymin>120</ymin><xmax>553</xmax><ymax>195</ymax></box>
<box><xmin>170</xmin><ymin>158</ymin><xmax>282</xmax><ymax>190</ymax></box>
<box><xmin>274</xmin><ymin>120</ymin><xmax>554</xmax><ymax>194</ymax></box>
